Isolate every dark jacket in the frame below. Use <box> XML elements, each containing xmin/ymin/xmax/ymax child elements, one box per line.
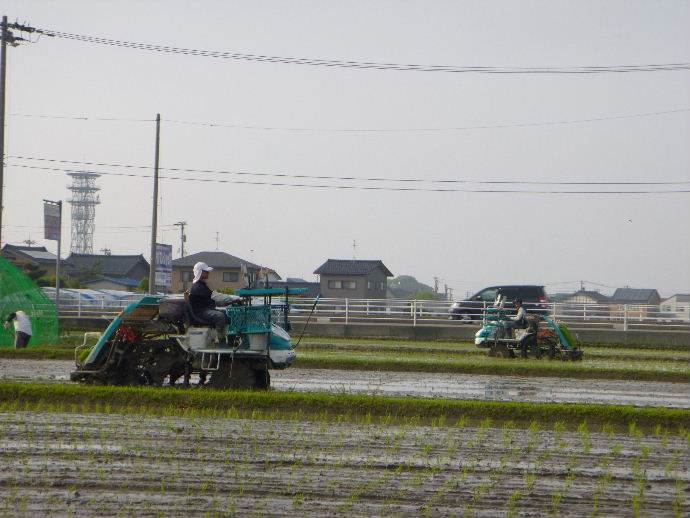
<box><xmin>189</xmin><ymin>281</ymin><xmax>215</xmax><ymax>314</ymax></box>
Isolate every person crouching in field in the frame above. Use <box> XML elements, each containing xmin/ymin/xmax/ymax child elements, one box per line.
<box><xmin>4</xmin><ymin>310</ymin><xmax>32</xmax><ymax>349</ymax></box>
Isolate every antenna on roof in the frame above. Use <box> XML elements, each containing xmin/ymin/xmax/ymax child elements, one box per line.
<box><xmin>214</xmin><ymin>231</ymin><xmax>220</xmax><ymax>251</ymax></box>
<box><xmin>352</xmin><ymin>240</ymin><xmax>357</xmax><ymax>259</ymax></box>
<box><xmin>22</xmin><ymin>237</ymin><xmax>37</xmax><ymax>247</ymax></box>
<box><xmin>100</xmin><ymin>247</ymin><xmax>111</xmax><ymax>256</ymax></box>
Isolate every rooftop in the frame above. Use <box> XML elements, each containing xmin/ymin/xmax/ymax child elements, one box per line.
<box><xmin>67</xmin><ymin>253</ymin><xmax>148</xmax><ymax>277</ymax></box>
<box><xmin>664</xmin><ymin>294</ymin><xmax>690</xmax><ymax>303</ymax></box>
<box><xmin>314</xmin><ymin>259</ymin><xmax>393</xmax><ymax>277</ymax></box>
<box><xmin>610</xmin><ymin>288</ymin><xmax>660</xmax><ymax>303</ymax></box>
<box><xmin>563</xmin><ymin>290</ymin><xmax>610</xmax><ymax>303</ymax></box>
<box><xmin>2</xmin><ymin>244</ymin><xmax>59</xmax><ymax>265</ymax></box>
<box><xmin>172</xmin><ymin>251</ymin><xmax>262</xmax><ymax>270</ymax></box>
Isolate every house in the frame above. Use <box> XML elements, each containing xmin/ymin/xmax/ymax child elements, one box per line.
<box><xmin>2</xmin><ymin>244</ymin><xmax>62</xmax><ymax>278</ymax></box>
<box><xmin>610</xmin><ymin>288</ymin><xmax>661</xmax><ymax>306</ymax></box>
<box><xmin>387</xmin><ymin>275</ymin><xmax>446</xmax><ymax>300</ymax></box>
<box><xmin>560</xmin><ymin>290</ymin><xmax>610</xmax><ymax>305</ymax></box>
<box><xmin>66</xmin><ymin>253</ymin><xmax>150</xmax><ymax>292</ymax></box>
<box><xmin>609</xmin><ymin>288</ymin><xmax>661</xmax><ymax>321</ymax></box>
<box><xmin>314</xmin><ymin>259</ymin><xmax>393</xmax><ymax>299</ymax></box>
<box><xmin>547</xmin><ymin>292</ymin><xmax>572</xmax><ymax>303</ymax></box>
<box><xmin>269</xmin><ymin>278</ymin><xmax>320</xmax><ymax>298</ymax></box>
<box><xmin>661</xmin><ymin>294</ymin><xmax>690</xmax><ymax>321</ymax></box>
<box><xmin>171</xmin><ymin>251</ymin><xmax>280</xmax><ymax>293</ymax></box>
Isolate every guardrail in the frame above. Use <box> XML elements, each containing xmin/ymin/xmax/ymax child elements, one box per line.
<box><xmin>47</xmin><ymin>294</ymin><xmax>690</xmax><ymax>332</ymax></box>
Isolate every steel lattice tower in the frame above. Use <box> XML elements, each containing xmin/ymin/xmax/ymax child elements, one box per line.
<box><xmin>67</xmin><ymin>171</ymin><xmax>100</xmax><ymax>254</ymax></box>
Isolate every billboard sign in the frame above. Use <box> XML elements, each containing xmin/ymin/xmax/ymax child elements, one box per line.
<box><xmin>43</xmin><ymin>202</ymin><xmax>61</xmax><ymax>241</ymax></box>
<box><xmin>155</xmin><ymin>243</ymin><xmax>173</xmax><ymax>290</ymax></box>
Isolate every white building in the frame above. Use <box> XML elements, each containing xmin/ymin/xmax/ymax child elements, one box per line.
<box><xmin>660</xmin><ymin>294</ymin><xmax>690</xmax><ymax>321</ymax></box>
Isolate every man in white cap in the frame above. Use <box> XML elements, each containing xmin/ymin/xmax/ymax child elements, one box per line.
<box><xmin>4</xmin><ymin>310</ymin><xmax>32</xmax><ymax>349</ymax></box>
<box><xmin>189</xmin><ymin>262</ymin><xmax>232</xmax><ymax>346</ymax></box>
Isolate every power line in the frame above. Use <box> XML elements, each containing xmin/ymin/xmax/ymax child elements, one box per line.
<box><xmin>7</xmin><ymin>162</ymin><xmax>690</xmax><ymax>195</ymax></box>
<box><xmin>8</xmin><ymin>154</ymin><xmax>690</xmax><ymax>186</ymax></box>
<box><xmin>6</xmin><ymin>223</ymin><xmax>177</xmax><ymax>229</ymax></box>
<box><xmin>8</xmin><ymin>113</ymin><xmax>153</xmax><ymax>122</ymax></box>
<box><xmin>8</xmin><ymin>107</ymin><xmax>689</xmax><ymax>132</ymax></box>
<box><xmin>164</xmin><ymin>108</ymin><xmax>690</xmax><ymax>133</ymax></box>
<box><xmin>39</xmin><ymin>28</ymin><xmax>690</xmax><ymax>75</ymax></box>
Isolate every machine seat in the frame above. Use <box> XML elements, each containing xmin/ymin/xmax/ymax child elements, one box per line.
<box><xmin>183</xmin><ymin>291</ymin><xmax>214</xmax><ymax>327</ymax></box>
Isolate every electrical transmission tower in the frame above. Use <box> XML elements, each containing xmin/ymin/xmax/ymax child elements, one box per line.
<box><xmin>67</xmin><ymin>171</ymin><xmax>100</xmax><ymax>254</ymax></box>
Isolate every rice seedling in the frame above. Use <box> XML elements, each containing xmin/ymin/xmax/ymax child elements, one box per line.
<box><xmin>577</xmin><ymin>421</ymin><xmax>591</xmax><ymax>454</ymax></box>
<box><xmin>507</xmin><ymin>489</ymin><xmax>522</xmax><ymax>518</ymax></box>
<box><xmin>7</xmin><ymin>381</ymin><xmax>687</xmax><ymax>433</ymax></box>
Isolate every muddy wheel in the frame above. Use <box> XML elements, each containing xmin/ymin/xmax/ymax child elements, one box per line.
<box><xmin>543</xmin><ymin>339</ymin><xmax>557</xmax><ymax>360</ymax></box>
<box><xmin>208</xmin><ymin>358</ymin><xmax>257</xmax><ymax>390</ymax></box>
<box><xmin>255</xmin><ymin>369</ymin><xmax>271</xmax><ymax>389</ymax></box>
<box><xmin>493</xmin><ymin>344</ymin><xmax>514</xmax><ymax>359</ymax></box>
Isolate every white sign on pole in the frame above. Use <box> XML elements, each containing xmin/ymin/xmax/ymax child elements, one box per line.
<box><xmin>154</xmin><ymin>243</ymin><xmax>173</xmax><ymax>290</ymax></box>
<box><xmin>43</xmin><ymin>202</ymin><xmax>61</xmax><ymax>241</ymax></box>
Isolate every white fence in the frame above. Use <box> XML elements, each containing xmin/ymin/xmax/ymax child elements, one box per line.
<box><xmin>47</xmin><ymin>291</ymin><xmax>690</xmax><ymax>332</ymax></box>
<box><xmin>286</xmin><ymin>298</ymin><xmax>690</xmax><ymax>331</ymax></box>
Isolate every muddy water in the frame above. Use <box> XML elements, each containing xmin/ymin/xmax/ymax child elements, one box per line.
<box><xmin>273</xmin><ymin>369</ymin><xmax>690</xmax><ymax>408</ymax></box>
<box><xmin>0</xmin><ymin>411</ymin><xmax>688</xmax><ymax>517</ymax></box>
<box><xmin>1</xmin><ymin>359</ymin><xmax>688</xmax><ymax>408</ymax></box>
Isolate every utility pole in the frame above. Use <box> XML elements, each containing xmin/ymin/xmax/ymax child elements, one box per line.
<box><xmin>148</xmin><ymin>114</ymin><xmax>161</xmax><ymax>294</ymax></box>
<box><xmin>0</xmin><ymin>18</ymin><xmax>50</xmax><ymax>247</ymax></box>
<box><xmin>0</xmin><ymin>16</ymin><xmax>7</xmax><ymax>247</ymax></box>
<box><xmin>173</xmin><ymin>221</ymin><xmax>186</xmax><ymax>258</ymax></box>
<box><xmin>43</xmin><ymin>199</ymin><xmax>62</xmax><ymax>311</ymax></box>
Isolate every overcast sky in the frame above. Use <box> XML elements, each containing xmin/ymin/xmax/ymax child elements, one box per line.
<box><xmin>2</xmin><ymin>0</ymin><xmax>689</xmax><ymax>297</ymax></box>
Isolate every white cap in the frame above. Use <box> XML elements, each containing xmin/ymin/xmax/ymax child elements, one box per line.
<box><xmin>193</xmin><ymin>262</ymin><xmax>213</xmax><ymax>283</ymax></box>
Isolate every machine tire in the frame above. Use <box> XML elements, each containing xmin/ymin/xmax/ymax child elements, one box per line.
<box><xmin>255</xmin><ymin>369</ymin><xmax>271</xmax><ymax>389</ymax></box>
<box><xmin>208</xmin><ymin>358</ymin><xmax>257</xmax><ymax>390</ymax></box>
<box><xmin>493</xmin><ymin>344</ymin><xmax>514</xmax><ymax>359</ymax></box>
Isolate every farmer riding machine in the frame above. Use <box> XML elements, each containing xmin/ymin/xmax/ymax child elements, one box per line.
<box><xmin>474</xmin><ymin>296</ymin><xmax>583</xmax><ymax>360</ymax></box>
<box><xmin>71</xmin><ymin>287</ymin><xmax>309</xmax><ymax>389</ymax></box>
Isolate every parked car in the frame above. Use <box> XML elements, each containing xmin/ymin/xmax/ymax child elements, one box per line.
<box><xmin>449</xmin><ymin>285</ymin><xmax>550</xmax><ymax>321</ymax></box>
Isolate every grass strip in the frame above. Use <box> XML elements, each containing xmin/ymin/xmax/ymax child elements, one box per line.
<box><xmin>300</xmin><ymin>335</ymin><xmax>690</xmax><ymax>351</ymax></box>
<box><xmin>0</xmin><ymin>381</ymin><xmax>688</xmax><ymax>435</ymax></box>
<box><xmin>295</xmin><ymin>352</ymin><xmax>690</xmax><ymax>382</ymax></box>
<box><xmin>0</xmin><ymin>346</ymin><xmax>75</xmax><ymax>360</ymax></box>
<box><xmin>300</xmin><ymin>342</ymin><xmax>690</xmax><ymax>362</ymax></box>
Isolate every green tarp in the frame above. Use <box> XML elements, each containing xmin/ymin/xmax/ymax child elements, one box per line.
<box><xmin>0</xmin><ymin>257</ymin><xmax>59</xmax><ymax>347</ymax></box>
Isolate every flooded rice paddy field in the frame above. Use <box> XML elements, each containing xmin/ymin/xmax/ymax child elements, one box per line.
<box><xmin>0</xmin><ymin>411</ymin><xmax>687</xmax><ymax>517</ymax></box>
<box><xmin>1</xmin><ymin>359</ymin><xmax>689</xmax><ymax>408</ymax></box>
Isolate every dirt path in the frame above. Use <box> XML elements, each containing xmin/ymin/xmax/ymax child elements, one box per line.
<box><xmin>1</xmin><ymin>359</ymin><xmax>689</xmax><ymax>408</ymax></box>
<box><xmin>0</xmin><ymin>411</ymin><xmax>687</xmax><ymax>516</ymax></box>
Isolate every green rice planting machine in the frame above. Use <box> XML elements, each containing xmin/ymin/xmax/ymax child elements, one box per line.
<box><xmin>71</xmin><ymin>287</ymin><xmax>309</xmax><ymax>389</ymax></box>
<box><xmin>474</xmin><ymin>298</ymin><xmax>583</xmax><ymax>361</ymax></box>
